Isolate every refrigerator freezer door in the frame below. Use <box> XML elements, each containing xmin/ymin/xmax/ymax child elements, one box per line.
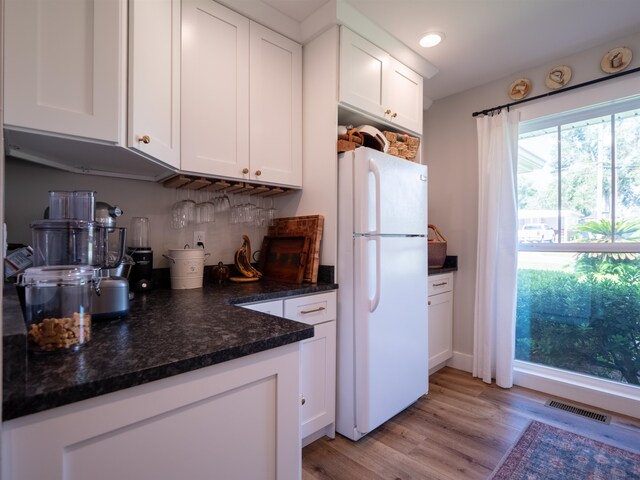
<box><xmin>353</xmin><ymin>148</ymin><xmax>427</xmax><ymax>235</ymax></box>
<box><xmin>353</xmin><ymin>235</ymin><xmax>428</xmax><ymax>436</ymax></box>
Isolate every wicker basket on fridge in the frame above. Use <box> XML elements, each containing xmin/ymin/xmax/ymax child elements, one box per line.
<box><xmin>337</xmin><ymin>128</ymin><xmax>364</xmax><ymax>153</ymax></box>
<box><xmin>383</xmin><ymin>131</ymin><xmax>420</xmax><ymax>162</ymax></box>
<box><xmin>428</xmin><ymin>224</ymin><xmax>447</xmax><ymax>268</ymax></box>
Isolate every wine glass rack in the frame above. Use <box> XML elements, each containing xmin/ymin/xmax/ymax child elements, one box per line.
<box><xmin>162</xmin><ymin>174</ymin><xmax>297</xmax><ymax>197</ymax></box>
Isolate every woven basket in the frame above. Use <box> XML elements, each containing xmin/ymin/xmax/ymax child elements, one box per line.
<box><xmin>428</xmin><ymin>224</ymin><xmax>447</xmax><ymax>268</ymax></box>
<box><xmin>337</xmin><ymin>128</ymin><xmax>364</xmax><ymax>153</ymax></box>
<box><xmin>383</xmin><ymin>131</ymin><xmax>420</xmax><ymax>161</ymax></box>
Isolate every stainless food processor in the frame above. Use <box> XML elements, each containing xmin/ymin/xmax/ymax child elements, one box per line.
<box><xmin>92</xmin><ymin>201</ymin><xmax>130</xmax><ymax>319</ymax></box>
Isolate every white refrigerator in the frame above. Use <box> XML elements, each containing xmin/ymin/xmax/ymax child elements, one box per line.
<box><xmin>337</xmin><ymin>147</ymin><xmax>429</xmax><ymax>441</ymax></box>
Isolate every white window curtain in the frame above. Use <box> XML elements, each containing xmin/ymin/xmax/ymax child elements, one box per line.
<box><xmin>473</xmin><ymin>110</ymin><xmax>520</xmax><ymax>388</ymax></box>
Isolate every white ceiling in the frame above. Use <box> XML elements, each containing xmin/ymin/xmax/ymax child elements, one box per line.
<box><xmin>262</xmin><ymin>0</ymin><xmax>640</xmax><ymax>103</ymax></box>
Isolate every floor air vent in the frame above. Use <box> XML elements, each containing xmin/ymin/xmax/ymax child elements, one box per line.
<box><xmin>545</xmin><ymin>400</ymin><xmax>611</xmax><ymax>424</ymax></box>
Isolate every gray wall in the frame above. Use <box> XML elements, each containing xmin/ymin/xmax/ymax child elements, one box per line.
<box><xmin>424</xmin><ymin>31</ymin><xmax>640</xmax><ymax>370</ymax></box>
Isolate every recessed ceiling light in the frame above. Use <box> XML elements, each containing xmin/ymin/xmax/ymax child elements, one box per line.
<box><xmin>419</xmin><ymin>32</ymin><xmax>444</xmax><ymax>48</ymax></box>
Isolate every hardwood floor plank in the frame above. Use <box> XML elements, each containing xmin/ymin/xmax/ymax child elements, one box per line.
<box><xmin>387</xmin><ymin>413</ymin><xmax>512</xmax><ymax>471</ymax></box>
<box><xmin>363</xmin><ymin>417</ymin><xmax>428</xmax><ymax>454</ymax></box>
<box><xmin>322</xmin><ymin>433</ymin><xmax>448</xmax><ymax>480</ymax></box>
<box><xmin>302</xmin><ymin>438</ymin><xmax>386</xmax><ymax>480</ymax></box>
<box><xmin>407</xmin><ymin>441</ymin><xmax>493</xmax><ymax>480</ymax></box>
<box><xmin>408</xmin><ymin>397</ymin><xmax>521</xmax><ymax>451</ymax></box>
<box><xmin>425</xmin><ymin>384</ymin><xmax>531</xmax><ymax>431</ymax></box>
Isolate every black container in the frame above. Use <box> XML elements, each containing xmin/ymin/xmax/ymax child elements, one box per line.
<box><xmin>127</xmin><ymin>248</ymin><xmax>153</xmax><ymax>292</ymax></box>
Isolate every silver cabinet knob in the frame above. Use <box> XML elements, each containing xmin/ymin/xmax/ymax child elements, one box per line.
<box><xmin>300</xmin><ymin>394</ymin><xmax>306</xmax><ymax>406</ymax></box>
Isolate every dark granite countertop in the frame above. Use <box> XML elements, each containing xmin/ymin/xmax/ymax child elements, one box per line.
<box><xmin>428</xmin><ymin>255</ymin><xmax>458</xmax><ymax>275</ymax></box>
<box><xmin>3</xmin><ymin>280</ymin><xmax>337</xmax><ymax>421</ymax></box>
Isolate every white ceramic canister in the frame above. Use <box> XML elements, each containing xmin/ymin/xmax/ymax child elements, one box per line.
<box><xmin>163</xmin><ymin>247</ymin><xmax>210</xmax><ymax>289</ymax></box>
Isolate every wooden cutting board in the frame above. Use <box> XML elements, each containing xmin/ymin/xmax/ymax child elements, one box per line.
<box><xmin>258</xmin><ymin>236</ymin><xmax>311</xmax><ymax>284</ymax></box>
<box><xmin>267</xmin><ymin>215</ymin><xmax>324</xmax><ymax>283</ymax></box>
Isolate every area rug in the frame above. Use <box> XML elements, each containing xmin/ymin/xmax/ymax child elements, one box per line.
<box><xmin>489</xmin><ymin>420</ymin><xmax>640</xmax><ymax>479</ymax></box>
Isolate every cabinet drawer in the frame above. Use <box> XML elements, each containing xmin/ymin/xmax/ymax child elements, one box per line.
<box><xmin>428</xmin><ymin>273</ymin><xmax>453</xmax><ymax>295</ymax></box>
<box><xmin>283</xmin><ymin>291</ymin><xmax>337</xmax><ymax>326</ymax></box>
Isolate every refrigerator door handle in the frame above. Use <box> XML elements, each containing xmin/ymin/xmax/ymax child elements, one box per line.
<box><xmin>369</xmin><ymin>158</ymin><xmax>381</xmax><ymax>235</ymax></box>
<box><xmin>369</xmin><ymin>236</ymin><xmax>381</xmax><ymax>312</ymax></box>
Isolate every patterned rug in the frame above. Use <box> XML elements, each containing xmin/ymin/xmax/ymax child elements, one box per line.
<box><xmin>490</xmin><ymin>420</ymin><xmax>640</xmax><ymax>479</ymax></box>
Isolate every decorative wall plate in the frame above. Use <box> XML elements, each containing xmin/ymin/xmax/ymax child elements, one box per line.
<box><xmin>508</xmin><ymin>78</ymin><xmax>531</xmax><ymax>100</ymax></box>
<box><xmin>545</xmin><ymin>65</ymin><xmax>572</xmax><ymax>89</ymax></box>
<box><xmin>601</xmin><ymin>47</ymin><xmax>632</xmax><ymax>73</ymax></box>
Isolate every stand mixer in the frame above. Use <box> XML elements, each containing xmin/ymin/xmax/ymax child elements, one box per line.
<box><xmin>31</xmin><ymin>192</ymin><xmax>130</xmax><ymax>319</ymax></box>
<box><xmin>92</xmin><ymin>202</ymin><xmax>130</xmax><ymax>319</ymax></box>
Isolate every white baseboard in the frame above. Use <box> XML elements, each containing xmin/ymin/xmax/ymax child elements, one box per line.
<box><xmin>448</xmin><ymin>351</ymin><xmax>472</xmax><ymax>373</ymax></box>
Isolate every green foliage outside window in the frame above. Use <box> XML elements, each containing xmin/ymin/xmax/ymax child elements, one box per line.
<box><xmin>516</xmin><ymin>266</ymin><xmax>640</xmax><ymax>386</ymax></box>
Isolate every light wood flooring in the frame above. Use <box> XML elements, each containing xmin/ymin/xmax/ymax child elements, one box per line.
<box><xmin>302</xmin><ymin>367</ymin><xmax>640</xmax><ymax>480</ymax></box>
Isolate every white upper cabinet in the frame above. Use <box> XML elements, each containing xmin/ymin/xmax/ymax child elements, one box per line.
<box><xmin>384</xmin><ymin>58</ymin><xmax>424</xmax><ymax>134</ymax></box>
<box><xmin>5</xmin><ymin>0</ymin><xmax>299</xmax><ymax>185</ymax></box>
<box><xmin>128</xmin><ymin>0</ymin><xmax>181</xmax><ymax>169</ymax></box>
<box><xmin>181</xmin><ymin>0</ymin><xmax>250</xmax><ymax>179</ymax></box>
<box><xmin>181</xmin><ymin>0</ymin><xmax>302</xmax><ymax>187</ymax></box>
<box><xmin>339</xmin><ymin>27</ymin><xmax>423</xmax><ymax>134</ymax></box>
<box><xmin>249</xmin><ymin>22</ymin><xmax>302</xmax><ymax>187</ymax></box>
<box><xmin>4</xmin><ymin>0</ymin><xmax>124</xmax><ymax>142</ymax></box>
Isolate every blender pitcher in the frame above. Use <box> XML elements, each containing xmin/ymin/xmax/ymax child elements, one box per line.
<box><xmin>127</xmin><ymin>217</ymin><xmax>153</xmax><ymax>292</ymax></box>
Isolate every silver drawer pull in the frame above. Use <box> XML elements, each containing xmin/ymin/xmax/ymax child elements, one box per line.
<box><xmin>300</xmin><ymin>306</ymin><xmax>326</xmax><ymax>315</ymax></box>
<box><xmin>432</xmin><ymin>282</ymin><xmax>447</xmax><ymax>287</ymax></box>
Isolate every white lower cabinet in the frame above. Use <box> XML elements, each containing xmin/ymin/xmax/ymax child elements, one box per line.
<box><xmin>2</xmin><ymin>344</ymin><xmax>301</xmax><ymax>480</ymax></box>
<box><xmin>241</xmin><ymin>291</ymin><xmax>337</xmax><ymax>447</ymax></box>
<box><xmin>428</xmin><ymin>273</ymin><xmax>454</xmax><ymax>371</ymax></box>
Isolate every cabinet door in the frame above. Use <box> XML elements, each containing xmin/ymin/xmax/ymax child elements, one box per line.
<box><xmin>249</xmin><ymin>22</ymin><xmax>302</xmax><ymax>187</ymax></box>
<box><xmin>339</xmin><ymin>27</ymin><xmax>387</xmax><ymax>120</ymax></box>
<box><xmin>384</xmin><ymin>58</ymin><xmax>423</xmax><ymax>134</ymax></box>
<box><xmin>181</xmin><ymin>0</ymin><xmax>250</xmax><ymax>177</ymax></box>
<box><xmin>4</xmin><ymin>0</ymin><xmax>123</xmax><ymax>142</ymax></box>
<box><xmin>128</xmin><ymin>0</ymin><xmax>181</xmax><ymax>168</ymax></box>
<box><xmin>299</xmin><ymin>321</ymin><xmax>336</xmax><ymax>439</ymax></box>
<box><xmin>428</xmin><ymin>290</ymin><xmax>453</xmax><ymax>369</ymax></box>
<box><xmin>284</xmin><ymin>292</ymin><xmax>337</xmax><ymax>440</ymax></box>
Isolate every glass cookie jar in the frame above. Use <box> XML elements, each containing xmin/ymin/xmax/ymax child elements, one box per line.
<box><xmin>18</xmin><ymin>265</ymin><xmax>98</xmax><ymax>353</ymax></box>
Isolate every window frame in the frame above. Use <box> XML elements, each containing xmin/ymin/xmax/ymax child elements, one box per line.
<box><xmin>518</xmin><ymin>94</ymin><xmax>640</xmax><ymax>254</ymax></box>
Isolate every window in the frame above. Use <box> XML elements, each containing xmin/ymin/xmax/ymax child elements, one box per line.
<box><xmin>516</xmin><ymin>95</ymin><xmax>640</xmax><ymax>387</ymax></box>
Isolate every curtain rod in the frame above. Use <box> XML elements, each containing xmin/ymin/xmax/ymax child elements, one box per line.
<box><xmin>471</xmin><ymin>66</ymin><xmax>640</xmax><ymax>117</ymax></box>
